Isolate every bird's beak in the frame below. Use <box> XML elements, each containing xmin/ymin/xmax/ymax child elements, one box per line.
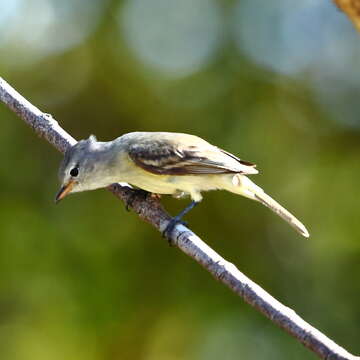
<box><xmin>55</xmin><ymin>180</ymin><xmax>76</xmax><ymax>204</ymax></box>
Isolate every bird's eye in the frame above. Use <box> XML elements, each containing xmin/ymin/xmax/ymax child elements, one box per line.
<box><xmin>70</xmin><ymin>167</ymin><xmax>79</xmax><ymax>177</ymax></box>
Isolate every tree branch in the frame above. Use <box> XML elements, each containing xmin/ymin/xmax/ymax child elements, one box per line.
<box><xmin>0</xmin><ymin>77</ymin><xmax>358</xmax><ymax>360</ymax></box>
<box><xmin>334</xmin><ymin>0</ymin><xmax>360</xmax><ymax>31</ymax></box>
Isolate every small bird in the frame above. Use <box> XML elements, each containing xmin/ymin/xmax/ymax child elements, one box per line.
<box><xmin>56</xmin><ymin>132</ymin><xmax>309</xmax><ymax>238</ymax></box>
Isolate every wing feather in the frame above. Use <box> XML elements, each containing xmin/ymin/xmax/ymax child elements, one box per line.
<box><xmin>127</xmin><ymin>134</ymin><xmax>258</xmax><ymax>176</ymax></box>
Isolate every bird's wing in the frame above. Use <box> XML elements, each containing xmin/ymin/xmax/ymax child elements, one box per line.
<box><xmin>127</xmin><ymin>135</ymin><xmax>258</xmax><ymax>176</ymax></box>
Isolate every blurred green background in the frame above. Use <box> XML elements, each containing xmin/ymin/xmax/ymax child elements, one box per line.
<box><xmin>1</xmin><ymin>0</ymin><xmax>360</xmax><ymax>359</ymax></box>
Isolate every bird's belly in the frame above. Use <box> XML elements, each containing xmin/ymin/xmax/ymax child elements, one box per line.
<box><xmin>125</xmin><ymin>172</ymin><xmax>179</xmax><ymax>195</ymax></box>
<box><xmin>124</xmin><ymin>169</ymin><xmax>221</xmax><ymax>197</ymax></box>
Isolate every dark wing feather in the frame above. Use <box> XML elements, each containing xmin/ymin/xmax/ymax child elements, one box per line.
<box><xmin>218</xmin><ymin>148</ymin><xmax>256</xmax><ymax>167</ymax></box>
<box><xmin>128</xmin><ymin>136</ymin><xmax>257</xmax><ymax>175</ymax></box>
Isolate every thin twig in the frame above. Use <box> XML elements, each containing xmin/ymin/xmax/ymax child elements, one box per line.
<box><xmin>0</xmin><ymin>77</ymin><xmax>358</xmax><ymax>360</ymax></box>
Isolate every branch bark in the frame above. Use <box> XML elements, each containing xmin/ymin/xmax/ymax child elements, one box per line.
<box><xmin>334</xmin><ymin>0</ymin><xmax>360</xmax><ymax>31</ymax></box>
<box><xmin>0</xmin><ymin>77</ymin><xmax>358</xmax><ymax>360</ymax></box>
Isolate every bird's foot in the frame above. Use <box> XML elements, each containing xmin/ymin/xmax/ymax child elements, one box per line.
<box><xmin>162</xmin><ymin>201</ymin><xmax>198</xmax><ymax>245</ymax></box>
<box><xmin>125</xmin><ymin>189</ymin><xmax>150</xmax><ymax>211</ymax></box>
<box><xmin>149</xmin><ymin>193</ymin><xmax>162</xmax><ymax>201</ymax></box>
<box><xmin>162</xmin><ymin>216</ymin><xmax>188</xmax><ymax>245</ymax></box>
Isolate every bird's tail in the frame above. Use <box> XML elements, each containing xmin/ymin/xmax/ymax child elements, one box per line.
<box><xmin>227</xmin><ymin>175</ymin><xmax>309</xmax><ymax>238</ymax></box>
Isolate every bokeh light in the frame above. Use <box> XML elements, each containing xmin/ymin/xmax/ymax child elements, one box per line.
<box><xmin>0</xmin><ymin>0</ymin><xmax>106</xmax><ymax>67</ymax></box>
<box><xmin>233</xmin><ymin>0</ymin><xmax>360</xmax><ymax>129</ymax></box>
<box><xmin>120</xmin><ymin>0</ymin><xmax>224</xmax><ymax>77</ymax></box>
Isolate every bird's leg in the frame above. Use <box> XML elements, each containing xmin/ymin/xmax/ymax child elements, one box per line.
<box><xmin>163</xmin><ymin>201</ymin><xmax>199</xmax><ymax>242</ymax></box>
<box><xmin>125</xmin><ymin>189</ymin><xmax>150</xmax><ymax>211</ymax></box>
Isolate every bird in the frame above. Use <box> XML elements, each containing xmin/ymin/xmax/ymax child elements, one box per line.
<box><xmin>55</xmin><ymin>132</ymin><xmax>309</xmax><ymax>238</ymax></box>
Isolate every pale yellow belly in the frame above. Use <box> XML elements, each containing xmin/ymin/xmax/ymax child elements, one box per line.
<box><xmin>122</xmin><ymin>166</ymin><xmax>225</xmax><ymax>201</ymax></box>
<box><xmin>128</xmin><ymin>174</ymin><xmax>179</xmax><ymax>195</ymax></box>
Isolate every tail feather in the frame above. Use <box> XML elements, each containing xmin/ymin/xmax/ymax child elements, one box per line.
<box><xmin>253</xmin><ymin>190</ymin><xmax>309</xmax><ymax>238</ymax></box>
<box><xmin>229</xmin><ymin>175</ymin><xmax>309</xmax><ymax>238</ymax></box>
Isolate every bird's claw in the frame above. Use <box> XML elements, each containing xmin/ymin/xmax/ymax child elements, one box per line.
<box><xmin>162</xmin><ymin>217</ymin><xmax>188</xmax><ymax>245</ymax></box>
<box><xmin>125</xmin><ymin>189</ymin><xmax>149</xmax><ymax>211</ymax></box>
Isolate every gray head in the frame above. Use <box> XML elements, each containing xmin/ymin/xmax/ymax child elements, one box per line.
<box><xmin>55</xmin><ymin>135</ymin><xmax>112</xmax><ymax>202</ymax></box>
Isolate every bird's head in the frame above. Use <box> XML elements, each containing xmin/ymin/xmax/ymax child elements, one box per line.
<box><xmin>55</xmin><ymin>135</ymin><xmax>103</xmax><ymax>202</ymax></box>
